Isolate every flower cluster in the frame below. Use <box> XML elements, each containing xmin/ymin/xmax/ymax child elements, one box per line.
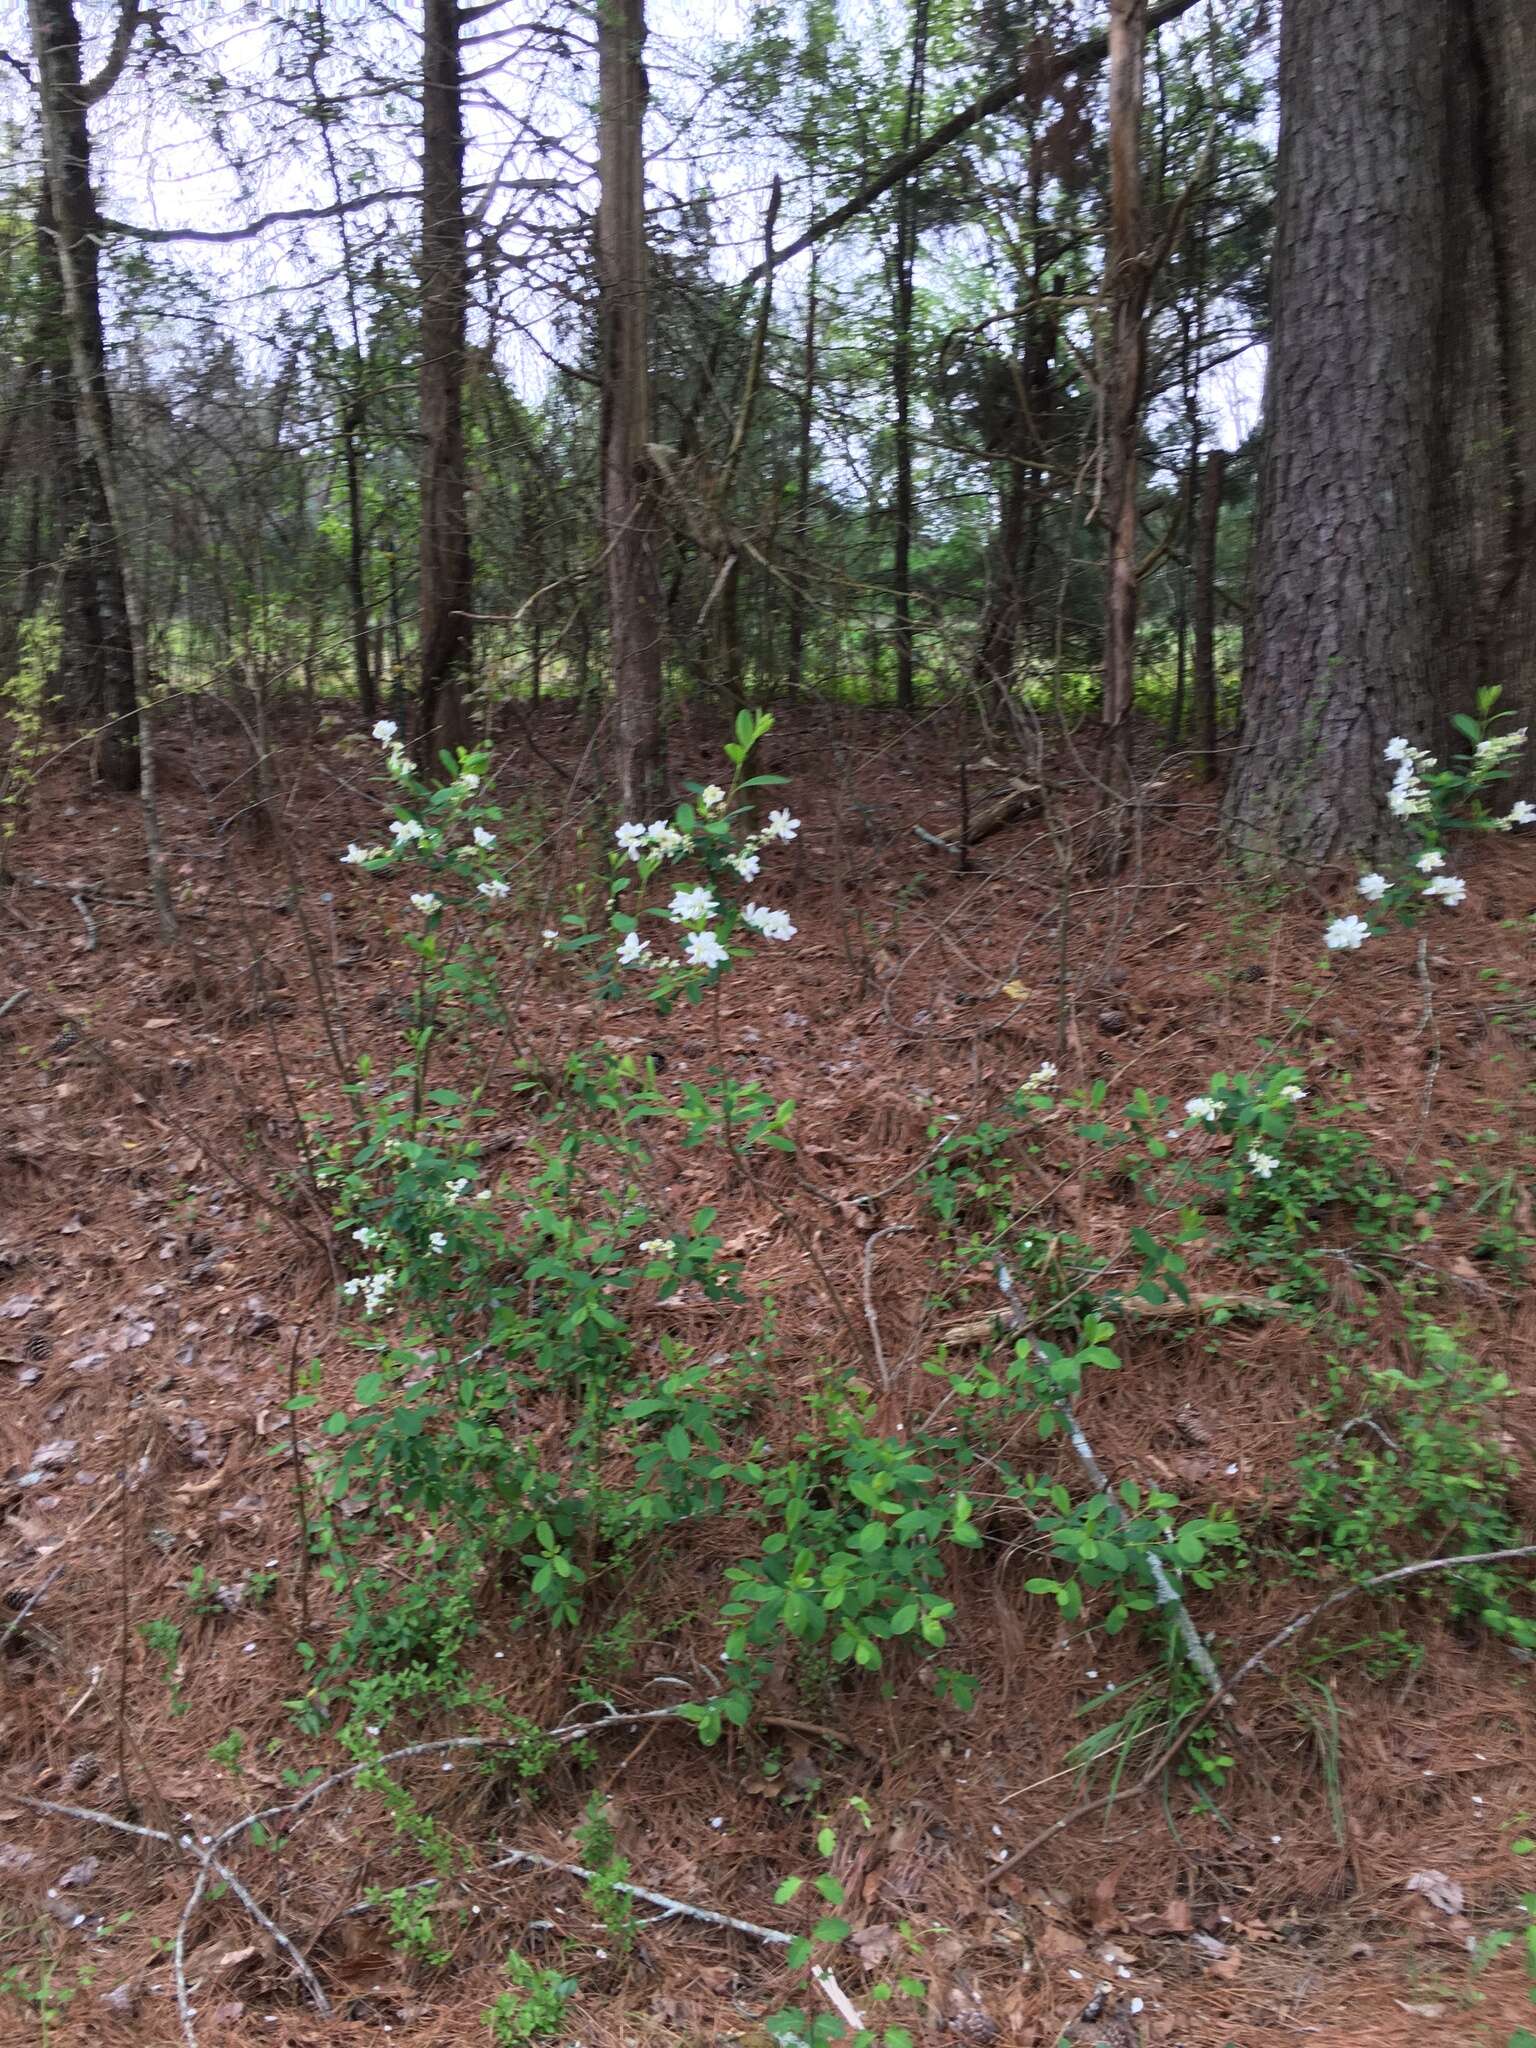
<box><xmin>603</xmin><ymin>712</ymin><xmax>800</xmax><ymax>995</ymax></box>
<box><xmin>337</xmin><ymin>724</ymin><xmax>510</xmax><ymax>914</ymax></box>
<box><xmin>1324</xmin><ymin>721</ymin><xmax>1535</xmax><ymax>950</ymax></box>
<box><xmin>1178</xmin><ymin>1068</ymin><xmax>1309</xmax><ymax>1187</ymax></box>
<box><xmin>341</xmin><ymin>1268</ymin><xmax>396</xmax><ymax>1316</ymax></box>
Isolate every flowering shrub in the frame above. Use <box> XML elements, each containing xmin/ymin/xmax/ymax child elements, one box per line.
<box><xmin>1324</xmin><ymin>690</ymin><xmax>1531</xmax><ymax>950</ymax></box>
<box><xmin>595</xmin><ymin>708</ymin><xmax>800</xmax><ymax>1004</ymax></box>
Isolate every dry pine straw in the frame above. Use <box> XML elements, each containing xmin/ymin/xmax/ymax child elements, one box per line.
<box><xmin>1</xmin><ymin>704</ymin><xmax>1535</xmax><ymax>2044</ymax></box>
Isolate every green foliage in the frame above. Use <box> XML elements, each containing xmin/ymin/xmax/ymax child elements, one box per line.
<box><xmin>1291</xmin><ymin>1318</ymin><xmax>1536</xmax><ymax>1651</ymax></box>
<box><xmin>573</xmin><ymin>1799</ymin><xmax>640</xmax><ymax>1955</ymax></box>
<box><xmin>484</xmin><ymin>1951</ymin><xmax>578</xmax><ymax>2043</ymax></box>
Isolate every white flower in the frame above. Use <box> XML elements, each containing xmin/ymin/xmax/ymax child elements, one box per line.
<box><xmin>457</xmin><ymin>770</ymin><xmax>481</xmax><ymax>793</ymax></box>
<box><xmin>428</xmin><ymin>1231</ymin><xmax>448</xmax><ymax>1254</ymax></box>
<box><xmin>668</xmin><ymin>884</ymin><xmax>718</xmax><ymax>924</ymax></box>
<box><xmin>615</xmin><ymin>821</ymin><xmax>648</xmax><ymax>859</ymax></box>
<box><xmin>477</xmin><ymin>878</ymin><xmax>510</xmax><ymax>900</ymax></box>
<box><xmin>1356</xmin><ymin>873</ymin><xmax>1389</xmax><ymax>902</ymax></box>
<box><xmin>683</xmin><ymin>930</ymin><xmax>729</xmax><ymax>970</ymax></box>
<box><xmin>763</xmin><ymin>808</ymin><xmax>800</xmax><ymax>843</ymax></box>
<box><xmin>1416</xmin><ymin>849</ymin><xmax>1445</xmax><ymax>872</ymax></box>
<box><xmin>1026</xmin><ymin>1061</ymin><xmax>1058</xmax><ymax>1089</ymax></box>
<box><xmin>1248</xmin><ymin>1150</ymin><xmax>1280</xmax><ymax>1180</ymax></box>
<box><xmin>1506</xmin><ymin>801</ymin><xmax>1536</xmax><ymax>826</ymax></box>
<box><xmin>385</xmin><ymin>747</ymin><xmax>416</xmax><ymax>779</ymax></box>
<box><xmin>472</xmin><ymin>825</ymin><xmax>496</xmax><ymax>849</ymax></box>
<box><xmin>390</xmin><ymin>818</ymin><xmax>425</xmax><ymax>844</ymax></box>
<box><xmin>699</xmin><ymin>784</ymin><xmax>726</xmax><ymax>812</ymax></box>
<box><xmin>729</xmin><ymin>851</ymin><xmax>761</xmax><ymax>881</ymax></box>
<box><xmin>352</xmin><ymin>1226</ymin><xmax>376</xmax><ymax>1247</ymax></box>
<box><xmin>341</xmin><ymin>843</ymin><xmax>380</xmax><ymax>866</ymax></box>
<box><xmin>1423</xmin><ymin>873</ymin><xmax>1467</xmax><ymax>906</ymax></box>
<box><xmin>639</xmin><ymin>1237</ymin><xmax>676</xmax><ymax>1258</ymax></box>
<box><xmin>1383</xmin><ymin>736</ymin><xmax>1411</xmax><ymax>762</ymax></box>
<box><xmin>646</xmin><ymin>820</ymin><xmax>687</xmax><ymax>858</ymax></box>
<box><xmin>342</xmin><ymin>1268</ymin><xmax>396</xmax><ymax>1316</ymax></box>
<box><xmin>1185</xmin><ymin>1095</ymin><xmax>1221</xmax><ymax>1124</ymax></box>
<box><xmin>409</xmin><ymin>891</ymin><xmax>441</xmax><ymax>916</ymax></box>
<box><xmin>616</xmin><ymin>930</ymin><xmax>651</xmax><ymax>967</ymax></box>
<box><xmin>741</xmin><ymin>901</ymin><xmax>796</xmax><ymax>941</ymax></box>
<box><xmin>445</xmin><ymin>1178</ymin><xmax>471</xmax><ymax>1203</ymax></box>
<box><xmin>541</xmin><ymin>928</ymin><xmax>559</xmax><ymax>947</ymax></box>
<box><xmin>1279</xmin><ymin>1084</ymin><xmax>1308</xmax><ymax>1103</ymax></box>
<box><xmin>372</xmin><ymin>719</ymin><xmax>398</xmax><ymax>744</ymax></box>
<box><xmin>1324</xmin><ymin>914</ymin><xmax>1372</xmax><ymax>951</ymax></box>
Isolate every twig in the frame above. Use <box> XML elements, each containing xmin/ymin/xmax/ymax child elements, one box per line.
<box><xmin>1000</xmin><ymin>1543</ymin><xmax>1536</xmax><ymax>1867</ymax></box>
<box><xmin>69</xmin><ymin>892</ymin><xmax>98</xmax><ymax>952</ymax></box>
<box><xmin>484</xmin><ymin>1845</ymin><xmax>865</xmax><ymax>2033</ymax></box>
<box><xmin>0</xmin><ymin>1564</ymin><xmax>65</xmax><ymax>1655</ymax></box>
<box><xmin>996</xmin><ymin>1266</ymin><xmax>1226</xmax><ymax>1700</ymax></box>
<box><xmin>861</xmin><ymin>1225</ymin><xmax>915</xmax><ymax>1391</ymax></box>
<box><xmin>0</xmin><ymin>987</ymin><xmax>28</xmax><ymax>1020</ymax></box>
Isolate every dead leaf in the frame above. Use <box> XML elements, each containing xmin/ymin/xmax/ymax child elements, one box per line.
<box><xmin>1405</xmin><ymin>1869</ymin><xmax>1464</xmax><ymax>1917</ymax></box>
<box><xmin>1395</xmin><ymin>2002</ymin><xmax>1446</xmax><ymax>2020</ymax></box>
<box><xmin>1089</xmin><ymin>1868</ymin><xmax>1122</xmax><ymax>1933</ymax></box>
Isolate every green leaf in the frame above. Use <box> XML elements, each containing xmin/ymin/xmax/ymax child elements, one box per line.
<box><xmin>774</xmin><ymin>1876</ymin><xmax>805</xmax><ymax>1904</ymax></box>
<box><xmin>353</xmin><ymin>1371</ymin><xmax>384</xmax><ymax>1407</ymax></box>
<box><xmin>812</xmin><ymin>1917</ymin><xmax>850</xmax><ymax>1944</ymax></box>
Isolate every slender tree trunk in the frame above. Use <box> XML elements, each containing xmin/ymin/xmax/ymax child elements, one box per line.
<box><xmin>25</xmin><ymin>24</ymin><xmax>139</xmax><ymax>792</ymax></box>
<box><xmin>341</xmin><ymin>398</ymin><xmax>375</xmax><ymax>719</ymax></box>
<box><xmin>418</xmin><ymin>0</ymin><xmax>473</xmax><ymax>759</ymax></box>
<box><xmin>891</xmin><ymin>0</ymin><xmax>929</xmax><ymax>715</ymax></box>
<box><xmin>1100</xmin><ymin>0</ymin><xmax>1149</xmax><ymax>765</ymax></box>
<box><xmin>598</xmin><ymin>0</ymin><xmax>664</xmax><ymax>813</ymax></box>
<box><xmin>1192</xmin><ymin>447</ymin><xmax>1226</xmax><ymax>782</ymax></box>
<box><xmin>787</xmin><ymin>250</ymin><xmax>818</xmax><ymax>697</ymax></box>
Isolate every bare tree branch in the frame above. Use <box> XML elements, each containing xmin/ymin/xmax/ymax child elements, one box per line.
<box><xmin>79</xmin><ymin>0</ymin><xmax>143</xmax><ymax>106</ymax></box>
<box><xmin>744</xmin><ymin>0</ymin><xmax>1207</xmax><ymax>281</ymax></box>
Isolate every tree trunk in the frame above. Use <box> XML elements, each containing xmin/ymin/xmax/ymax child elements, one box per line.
<box><xmin>418</xmin><ymin>0</ymin><xmax>473</xmax><ymax>760</ymax></box>
<box><xmin>1099</xmin><ymin>0</ymin><xmax>1148</xmax><ymax>764</ymax></box>
<box><xmin>26</xmin><ymin>7</ymin><xmax>139</xmax><ymax>792</ymax></box>
<box><xmin>598</xmin><ymin>0</ymin><xmax>664</xmax><ymax>814</ymax></box>
<box><xmin>1225</xmin><ymin>0</ymin><xmax>1536</xmax><ymax>858</ymax></box>
<box><xmin>891</xmin><ymin>0</ymin><xmax>929</xmax><ymax>715</ymax></box>
<box><xmin>1192</xmin><ymin>447</ymin><xmax>1226</xmax><ymax>782</ymax></box>
<box><xmin>341</xmin><ymin>397</ymin><xmax>376</xmax><ymax>719</ymax></box>
<box><xmin>787</xmin><ymin>250</ymin><xmax>818</xmax><ymax>697</ymax></box>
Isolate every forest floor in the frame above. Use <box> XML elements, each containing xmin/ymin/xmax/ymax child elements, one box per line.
<box><xmin>2</xmin><ymin>702</ymin><xmax>1536</xmax><ymax>2047</ymax></box>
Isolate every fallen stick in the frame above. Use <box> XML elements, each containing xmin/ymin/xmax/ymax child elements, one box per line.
<box><xmin>940</xmin><ymin>1288</ymin><xmax>1275</xmax><ymax>1349</ymax></box>
<box><xmin>484</xmin><ymin>1845</ymin><xmax>866</xmax><ymax>2034</ymax></box>
<box><xmin>1001</xmin><ymin>1542</ymin><xmax>1536</xmax><ymax>1866</ymax></box>
<box><xmin>996</xmin><ymin>1266</ymin><xmax>1226</xmax><ymax>1700</ymax></box>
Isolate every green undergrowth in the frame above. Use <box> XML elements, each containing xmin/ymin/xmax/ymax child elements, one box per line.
<box><xmin>243</xmin><ymin>713</ymin><xmax>1536</xmax><ymax>2041</ymax></box>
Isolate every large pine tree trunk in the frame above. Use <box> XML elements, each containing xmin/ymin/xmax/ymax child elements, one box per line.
<box><xmin>27</xmin><ymin>0</ymin><xmax>140</xmax><ymax>792</ymax></box>
<box><xmin>418</xmin><ymin>0</ymin><xmax>473</xmax><ymax>758</ymax></box>
<box><xmin>598</xmin><ymin>0</ymin><xmax>664</xmax><ymax>814</ymax></box>
<box><xmin>1226</xmin><ymin>0</ymin><xmax>1536</xmax><ymax>860</ymax></box>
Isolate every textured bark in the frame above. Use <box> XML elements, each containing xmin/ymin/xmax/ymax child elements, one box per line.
<box><xmin>1226</xmin><ymin>0</ymin><xmax>1536</xmax><ymax>859</ymax></box>
<box><xmin>786</xmin><ymin>251</ymin><xmax>818</xmax><ymax>696</ymax></box>
<box><xmin>341</xmin><ymin>397</ymin><xmax>376</xmax><ymax>720</ymax></box>
<box><xmin>1099</xmin><ymin>0</ymin><xmax>1148</xmax><ymax>753</ymax></box>
<box><xmin>27</xmin><ymin>2</ymin><xmax>139</xmax><ymax>790</ymax></box>
<box><xmin>890</xmin><ymin>0</ymin><xmax>929</xmax><ymax>715</ymax></box>
<box><xmin>418</xmin><ymin>0</ymin><xmax>473</xmax><ymax>758</ymax></box>
<box><xmin>1192</xmin><ymin>448</ymin><xmax>1226</xmax><ymax>783</ymax></box>
<box><xmin>598</xmin><ymin>0</ymin><xmax>664</xmax><ymax>813</ymax></box>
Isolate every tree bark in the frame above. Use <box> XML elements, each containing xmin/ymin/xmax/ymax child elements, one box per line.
<box><xmin>1100</xmin><ymin>0</ymin><xmax>1148</xmax><ymax>762</ymax></box>
<box><xmin>1225</xmin><ymin>0</ymin><xmax>1536</xmax><ymax>858</ymax></box>
<box><xmin>418</xmin><ymin>0</ymin><xmax>473</xmax><ymax>759</ymax></box>
<box><xmin>891</xmin><ymin>0</ymin><xmax>929</xmax><ymax>715</ymax></box>
<box><xmin>26</xmin><ymin>2</ymin><xmax>139</xmax><ymax>791</ymax></box>
<box><xmin>341</xmin><ymin>397</ymin><xmax>376</xmax><ymax>719</ymax></box>
<box><xmin>1192</xmin><ymin>447</ymin><xmax>1225</xmax><ymax>783</ymax></box>
<box><xmin>598</xmin><ymin>0</ymin><xmax>664</xmax><ymax>814</ymax></box>
<box><xmin>787</xmin><ymin>250</ymin><xmax>818</xmax><ymax>696</ymax></box>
